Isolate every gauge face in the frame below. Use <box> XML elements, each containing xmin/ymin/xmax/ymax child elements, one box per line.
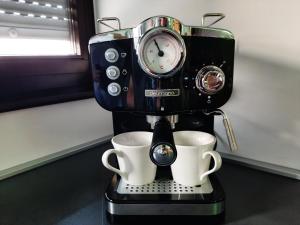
<box><xmin>138</xmin><ymin>29</ymin><xmax>186</xmax><ymax>77</ymax></box>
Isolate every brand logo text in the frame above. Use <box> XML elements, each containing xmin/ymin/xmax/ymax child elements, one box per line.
<box><xmin>145</xmin><ymin>89</ymin><xmax>180</xmax><ymax>97</ymax></box>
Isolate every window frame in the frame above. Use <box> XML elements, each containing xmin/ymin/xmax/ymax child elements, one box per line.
<box><xmin>0</xmin><ymin>0</ymin><xmax>95</xmax><ymax>112</ymax></box>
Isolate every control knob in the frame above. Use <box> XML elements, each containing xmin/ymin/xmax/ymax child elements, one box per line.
<box><xmin>195</xmin><ymin>65</ymin><xmax>225</xmax><ymax>94</ymax></box>
<box><xmin>104</xmin><ymin>48</ymin><xmax>119</xmax><ymax>63</ymax></box>
<box><xmin>107</xmin><ymin>83</ymin><xmax>121</xmax><ymax>96</ymax></box>
<box><xmin>106</xmin><ymin>66</ymin><xmax>120</xmax><ymax>80</ymax></box>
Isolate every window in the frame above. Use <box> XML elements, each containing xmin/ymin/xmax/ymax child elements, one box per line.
<box><xmin>0</xmin><ymin>0</ymin><xmax>79</xmax><ymax>56</ymax></box>
<box><xmin>0</xmin><ymin>0</ymin><xmax>95</xmax><ymax>112</ymax></box>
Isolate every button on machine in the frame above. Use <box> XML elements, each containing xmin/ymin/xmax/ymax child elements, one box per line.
<box><xmin>106</xmin><ymin>66</ymin><xmax>120</xmax><ymax>80</ymax></box>
<box><xmin>107</xmin><ymin>83</ymin><xmax>121</xmax><ymax>96</ymax></box>
<box><xmin>105</xmin><ymin>48</ymin><xmax>119</xmax><ymax>63</ymax></box>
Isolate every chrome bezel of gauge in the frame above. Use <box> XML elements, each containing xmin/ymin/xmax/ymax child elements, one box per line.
<box><xmin>137</xmin><ymin>27</ymin><xmax>186</xmax><ymax>78</ymax></box>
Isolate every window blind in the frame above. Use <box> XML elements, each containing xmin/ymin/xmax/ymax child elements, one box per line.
<box><xmin>0</xmin><ymin>0</ymin><xmax>77</xmax><ymax>55</ymax></box>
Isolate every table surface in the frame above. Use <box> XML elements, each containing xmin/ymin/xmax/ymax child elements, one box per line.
<box><xmin>0</xmin><ymin>143</ymin><xmax>299</xmax><ymax>225</ymax></box>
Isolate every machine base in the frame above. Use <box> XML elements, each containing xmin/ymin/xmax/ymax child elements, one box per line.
<box><xmin>105</xmin><ymin>175</ymin><xmax>225</xmax><ymax>224</ymax></box>
<box><xmin>106</xmin><ymin>212</ymin><xmax>225</xmax><ymax>225</ymax></box>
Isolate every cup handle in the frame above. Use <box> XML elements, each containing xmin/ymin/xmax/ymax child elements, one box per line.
<box><xmin>101</xmin><ymin>149</ymin><xmax>126</xmax><ymax>178</ymax></box>
<box><xmin>200</xmin><ymin>151</ymin><xmax>222</xmax><ymax>182</ymax></box>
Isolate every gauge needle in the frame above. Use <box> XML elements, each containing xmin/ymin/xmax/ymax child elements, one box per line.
<box><xmin>154</xmin><ymin>39</ymin><xmax>164</xmax><ymax>57</ymax></box>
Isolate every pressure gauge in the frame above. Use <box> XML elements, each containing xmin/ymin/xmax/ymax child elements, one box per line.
<box><xmin>137</xmin><ymin>28</ymin><xmax>186</xmax><ymax>78</ymax></box>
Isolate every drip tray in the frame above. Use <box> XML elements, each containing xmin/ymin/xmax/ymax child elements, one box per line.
<box><xmin>117</xmin><ymin>179</ymin><xmax>213</xmax><ymax>194</ymax></box>
<box><xmin>106</xmin><ymin>175</ymin><xmax>225</xmax><ymax>216</ymax></box>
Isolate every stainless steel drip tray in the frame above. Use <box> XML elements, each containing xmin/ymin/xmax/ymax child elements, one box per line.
<box><xmin>117</xmin><ymin>179</ymin><xmax>213</xmax><ymax>194</ymax></box>
<box><xmin>106</xmin><ymin>175</ymin><xmax>225</xmax><ymax>216</ymax></box>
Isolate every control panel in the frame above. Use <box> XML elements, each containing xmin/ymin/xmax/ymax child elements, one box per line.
<box><xmin>89</xmin><ymin>16</ymin><xmax>235</xmax><ymax>114</ymax></box>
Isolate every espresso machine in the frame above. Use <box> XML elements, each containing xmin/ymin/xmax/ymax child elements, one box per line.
<box><xmin>89</xmin><ymin>15</ymin><xmax>237</xmax><ymax>224</ymax></box>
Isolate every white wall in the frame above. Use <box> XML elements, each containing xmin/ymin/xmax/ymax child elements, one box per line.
<box><xmin>94</xmin><ymin>0</ymin><xmax>300</xmax><ymax>69</ymax></box>
<box><xmin>215</xmin><ymin>55</ymin><xmax>300</xmax><ymax>171</ymax></box>
<box><xmin>204</xmin><ymin>0</ymin><xmax>300</xmax><ymax>172</ymax></box>
<box><xmin>94</xmin><ymin>0</ymin><xmax>300</xmax><ymax>174</ymax></box>
<box><xmin>0</xmin><ymin>99</ymin><xmax>113</xmax><ymax>179</ymax></box>
<box><xmin>94</xmin><ymin>0</ymin><xmax>210</xmax><ymax>32</ymax></box>
<box><xmin>205</xmin><ymin>0</ymin><xmax>300</xmax><ymax>69</ymax></box>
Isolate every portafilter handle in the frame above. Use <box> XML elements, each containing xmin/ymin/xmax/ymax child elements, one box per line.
<box><xmin>204</xmin><ymin>109</ymin><xmax>238</xmax><ymax>152</ymax></box>
<box><xmin>149</xmin><ymin>118</ymin><xmax>177</xmax><ymax>166</ymax></box>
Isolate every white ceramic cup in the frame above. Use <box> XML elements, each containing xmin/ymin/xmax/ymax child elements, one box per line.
<box><xmin>171</xmin><ymin>131</ymin><xmax>222</xmax><ymax>186</ymax></box>
<box><xmin>101</xmin><ymin>131</ymin><xmax>156</xmax><ymax>185</ymax></box>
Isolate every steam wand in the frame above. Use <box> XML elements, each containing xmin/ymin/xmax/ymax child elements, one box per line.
<box><xmin>203</xmin><ymin>109</ymin><xmax>238</xmax><ymax>152</ymax></box>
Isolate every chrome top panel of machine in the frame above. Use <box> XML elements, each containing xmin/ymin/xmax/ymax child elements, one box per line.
<box><xmin>89</xmin><ymin>15</ymin><xmax>234</xmax><ymax>47</ymax></box>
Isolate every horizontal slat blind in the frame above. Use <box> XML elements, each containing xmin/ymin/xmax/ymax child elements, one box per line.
<box><xmin>0</xmin><ymin>0</ymin><xmax>70</xmax><ymax>38</ymax></box>
<box><xmin>0</xmin><ymin>0</ymin><xmax>77</xmax><ymax>55</ymax></box>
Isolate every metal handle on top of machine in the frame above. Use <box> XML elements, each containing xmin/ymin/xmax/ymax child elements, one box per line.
<box><xmin>201</xmin><ymin>13</ymin><xmax>225</xmax><ymax>27</ymax></box>
<box><xmin>203</xmin><ymin>109</ymin><xmax>238</xmax><ymax>152</ymax></box>
<box><xmin>97</xmin><ymin>17</ymin><xmax>121</xmax><ymax>30</ymax></box>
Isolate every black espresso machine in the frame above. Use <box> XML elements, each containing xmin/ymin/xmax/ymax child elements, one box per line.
<box><xmin>89</xmin><ymin>15</ymin><xmax>238</xmax><ymax>224</ymax></box>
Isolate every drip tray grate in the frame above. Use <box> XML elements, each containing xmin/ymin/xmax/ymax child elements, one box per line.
<box><xmin>117</xmin><ymin>179</ymin><xmax>213</xmax><ymax>194</ymax></box>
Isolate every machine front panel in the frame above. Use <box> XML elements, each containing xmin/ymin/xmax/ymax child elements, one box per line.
<box><xmin>90</xmin><ymin>35</ymin><xmax>234</xmax><ymax>115</ymax></box>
